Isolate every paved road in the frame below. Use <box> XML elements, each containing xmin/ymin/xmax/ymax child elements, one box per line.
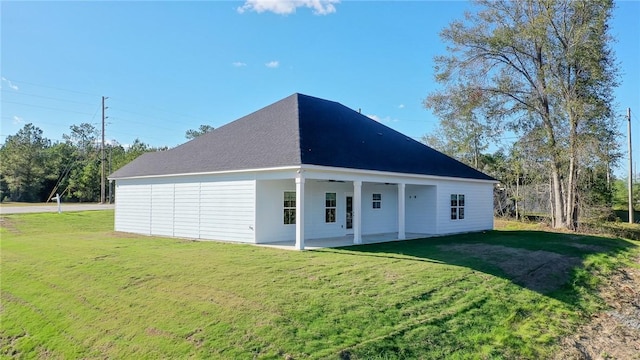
<box><xmin>0</xmin><ymin>203</ymin><xmax>115</xmax><ymax>214</ymax></box>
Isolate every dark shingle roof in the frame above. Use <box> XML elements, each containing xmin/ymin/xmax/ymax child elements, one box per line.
<box><xmin>109</xmin><ymin>93</ymin><xmax>495</xmax><ymax>181</ymax></box>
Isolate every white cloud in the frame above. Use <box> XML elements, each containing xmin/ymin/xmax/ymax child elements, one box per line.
<box><xmin>367</xmin><ymin>114</ymin><xmax>399</xmax><ymax>123</ymax></box>
<box><xmin>398</xmin><ymin>104</ymin><xmax>405</xmax><ymax>109</ymax></box>
<box><xmin>232</xmin><ymin>61</ymin><xmax>247</xmax><ymax>67</ymax></box>
<box><xmin>237</xmin><ymin>0</ymin><xmax>339</xmax><ymax>15</ymax></box>
<box><xmin>1</xmin><ymin>77</ymin><xmax>19</xmax><ymax>91</ymax></box>
<box><xmin>12</xmin><ymin>115</ymin><xmax>24</xmax><ymax>125</ymax></box>
<box><xmin>265</xmin><ymin>60</ymin><xmax>280</xmax><ymax>68</ymax></box>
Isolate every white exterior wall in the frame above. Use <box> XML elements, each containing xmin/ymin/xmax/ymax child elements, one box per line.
<box><xmin>255</xmin><ymin>179</ymin><xmax>354</xmax><ymax>243</ymax></box>
<box><xmin>115</xmin><ymin>182</ymin><xmax>152</xmax><ymax>235</ymax></box>
<box><xmin>173</xmin><ymin>182</ymin><xmax>200</xmax><ymax>239</ymax></box>
<box><xmin>115</xmin><ymin>176</ymin><xmax>256</xmax><ymax>243</ymax></box>
<box><xmin>435</xmin><ymin>180</ymin><xmax>494</xmax><ymax>235</ymax></box>
<box><xmin>361</xmin><ymin>183</ymin><xmax>398</xmax><ymax>235</ymax></box>
<box><xmin>114</xmin><ymin>166</ymin><xmax>495</xmax><ymax>246</ymax></box>
<box><xmin>405</xmin><ymin>185</ymin><xmax>437</xmax><ymax>234</ymax></box>
<box><xmin>200</xmin><ymin>180</ymin><xmax>255</xmax><ymax>242</ymax></box>
<box><xmin>255</xmin><ymin>179</ymin><xmax>296</xmax><ymax>243</ymax></box>
<box><xmin>304</xmin><ymin>180</ymin><xmax>353</xmax><ymax>239</ymax></box>
<box><xmin>151</xmin><ymin>183</ymin><xmax>175</xmax><ymax>237</ymax></box>
<box><xmin>256</xmin><ymin>179</ymin><xmax>370</xmax><ymax>243</ymax></box>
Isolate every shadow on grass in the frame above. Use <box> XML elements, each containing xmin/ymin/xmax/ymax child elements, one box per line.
<box><xmin>321</xmin><ymin>230</ymin><xmax>638</xmax><ymax>306</ymax></box>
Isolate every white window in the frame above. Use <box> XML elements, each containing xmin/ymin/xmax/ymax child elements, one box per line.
<box><xmin>325</xmin><ymin>193</ymin><xmax>336</xmax><ymax>223</ymax></box>
<box><xmin>372</xmin><ymin>193</ymin><xmax>382</xmax><ymax>209</ymax></box>
<box><xmin>284</xmin><ymin>191</ymin><xmax>296</xmax><ymax>225</ymax></box>
<box><xmin>451</xmin><ymin>194</ymin><xmax>465</xmax><ymax>220</ymax></box>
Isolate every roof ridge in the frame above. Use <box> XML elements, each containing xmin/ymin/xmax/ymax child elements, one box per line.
<box><xmin>110</xmin><ymin>93</ymin><xmax>495</xmax><ymax>182</ymax></box>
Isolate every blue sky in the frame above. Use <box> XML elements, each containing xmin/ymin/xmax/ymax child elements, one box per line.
<box><xmin>1</xmin><ymin>0</ymin><xmax>639</xmax><ymax>173</ymax></box>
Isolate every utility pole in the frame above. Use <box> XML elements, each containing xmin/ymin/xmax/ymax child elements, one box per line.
<box><xmin>628</xmin><ymin>107</ymin><xmax>634</xmax><ymax>224</ymax></box>
<box><xmin>108</xmin><ymin>150</ymin><xmax>112</xmax><ymax>204</ymax></box>
<box><xmin>101</xmin><ymin>96</ymin><xmax>108</xmax><ymax>204</ymax></box>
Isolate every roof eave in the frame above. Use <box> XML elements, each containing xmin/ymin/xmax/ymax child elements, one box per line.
<box><xmin>109</xmin><ymin>163</ymin><xmax>497</xmax><ymax>184</ymax></box>
<box><xmin>299</xmin><ymin>164</ymin><xmax>499</xmax><ymax>184</ymax></box>
<box><xmin>107</xmin><ymin>165</ymin><xmax>303</xmax><ymax>181</ymax></box>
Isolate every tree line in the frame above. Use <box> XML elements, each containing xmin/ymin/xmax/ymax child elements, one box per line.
<box><xmin>0</xmin><ymin>123</ymin><xmax>161</xmax><ymax>203</ymax></box>
<box><xmin>0</xmin><ymin>122</ymin><xmax>215</xmax><ymax>203</ymax></box>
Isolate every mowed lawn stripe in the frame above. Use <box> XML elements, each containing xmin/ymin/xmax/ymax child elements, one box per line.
<box><xmin>1</xmin><ymin>211</ymin><xmax>637</xmax><ymax>359</ymax></box>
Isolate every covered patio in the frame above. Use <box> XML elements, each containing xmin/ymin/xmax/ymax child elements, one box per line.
<box><xmin>286</xmin><ymin>172</ymin><xmax>438</xmax><ymax>250</ymax></box>
<box><xmin>258</xmin><ymin>232</ymin><xmax>433</xmax><ymax>251</ymax></box>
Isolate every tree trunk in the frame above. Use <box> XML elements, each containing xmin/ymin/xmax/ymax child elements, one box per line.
<box><xmin>532</xmin><ymin>39</ymin><xmax>568</xmax><ymax>229</ymax></box>
<box><xmin>515</xmin><ymin>175</ymin><xmax>520</xmax><ymax>220</ymax></box>
<box><xmin>565</xmin><ymin>156</ymin><xmax>578</xmax><ymax>230</ymax></box>
<box><xmin>565</xmin><ymin>113</ymin><xmax>579</xmax><ymax>230</ymax></box>
<box><xmin>551</xmin><ymin>164</ymin><xmax>565</xmax><ymax>228</ymax></box>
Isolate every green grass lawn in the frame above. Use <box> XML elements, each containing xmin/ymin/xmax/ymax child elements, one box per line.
<box><xmin>1</xmin><ymin>211</ymin><xmax>638</xmax><ymax>359</ymax></box>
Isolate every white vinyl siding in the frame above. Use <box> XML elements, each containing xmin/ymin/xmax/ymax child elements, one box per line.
<box><xmin>151</xmin><ymin>184</ymin><xmax>175</xmax><ymax>237</ymax></box>
<box><xmin>303</xmin><ymin>180</ymin><xmax>351</xmax><ymax>240</ymax></box>
<box><xmin>200</xmin><ymin>181</ymin><xmax>255</xmax><ymax>242</ymax></box>
<box><xmin>115</xmin><ymin>177</ymin><xmax>255</xmax><ymax>243</ymax></box>
<box><xmin>173</xmin><ymin>182</ymin><xmax>200</xmax><ymax>239</ymax></box>
<box><xmin>361</xmin><ymin>183</ymin><xmax>397</xmax><ymax>235</ymax></box>
<box><xmin>115</xmin><ymin>182</ymin><xmax>151</xmax><ymax>235</ymax></box>
<box><xmin>436</xmin><ymin>181</ymin><xmax>493</xmax><ymax>234</ymax></box>
<box><xmin>405</xmin><ymin>185</ymin><xmax>437</xmax><ymax>234</ymax></box>
<box><xmin>255</xmin><ymin>179</ymin><xmax>353</xmax><ymax>243</ymax></box>
<box><xmin>113</xmin><ymin>169</ymin><xmax>494</xmax><ymax>246</ymax></box>
<box><xmin>255</xmin><ymin>179</ymin><xmax>297</xmax><ymax>243</ymax></box>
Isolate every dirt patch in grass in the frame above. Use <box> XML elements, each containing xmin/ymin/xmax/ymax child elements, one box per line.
<box><xmin>555</xmin><ymin>258</ymin><xmax>640</xmax><ymax>360</ymax></box>
<box><xmin>494</xmin><ymin>219</ymin><xmax>550</xmax><ymax>231</ymax></box>
<box><xmin>439</xmin><ymin>244</ymin><xmax>581</xmax><ymax>293</ymax></box>
<box><xmin>0</xmin><ymin>217</ymin><xmax>21</xmax><ymax>234</ymax></box>
<box><xmin>146</xmin><ymin>327</ymin><xmax>174</xmax><ymax>338</ymax></box>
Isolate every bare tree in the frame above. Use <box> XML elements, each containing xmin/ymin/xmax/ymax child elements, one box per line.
<box><xmin>425</xmin><ymin>0</ymin><xmax>619</xmax><ymax>229</ymax></box>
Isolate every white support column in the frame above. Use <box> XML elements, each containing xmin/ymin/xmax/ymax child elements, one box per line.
<box><xmin>398</xmin><ymin>183</ymin><xmax>406</xmax><ymax>240</ymax></box>
<box><xmin>353</xmin><ymin>180</ymin><xmax>362</xmax><ymax>244</ymax></box>
<box><xmin>295</xmin><ymin>172</ymin><xmax>305</xmax><ymax>250</ymax></box>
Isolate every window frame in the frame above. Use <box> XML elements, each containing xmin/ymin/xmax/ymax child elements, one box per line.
<box><xmin>283</xmin><ymin>191</ymin><xmax>296</xmax><ymax>225</ymax></box>
<box><xmin>325</xmin><ymin>192</ymin><xmax>337</xmax><ymax>223</ymax></box>
<box><xmin>450</xmin><ymin>194</ymin><xmax>465</xmax><ymax>220</ymax></box>
<box><xmin>372</xmin><ymin>193</ymin><xmax>382</xmax><ymax>209</ymax></box>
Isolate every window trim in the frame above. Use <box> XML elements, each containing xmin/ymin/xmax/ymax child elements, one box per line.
<box><xmin>372</xmin><ymin>193</ymin><xmax>382</xmax><ymax>209</ymax></box>
<box><xmin>450</xmin><ymin>194</ymin><xmax>465</xmax><ymax>220</ymax></box>
<box><xmin>325</xmin><ymin>192</ymin><xmax>337</xmax><ymax>223</ymax></box>
<box><xmin>283</xmin><ymin>191</ymin><xmax>296</xmax><ymax>225</ymax></box>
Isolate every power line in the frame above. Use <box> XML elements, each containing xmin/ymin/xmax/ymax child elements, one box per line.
<box><xmin>106</xmin><ymin>116</ymin><xmax>178</xmax><ymax>133</ymax></box>
<box><xmin>108</xmin><ymin>96</ymin><xmax>201</xmax><ymax>121</ymax></box>
<box><xmin>2</xmin><ymin>100</ymin><xmax>95</xmax><ymax>116</ymax></box>
<box><xmin>107</xmin><ymin>106</ymin><xmax>205</xmax><ymax>131</ymax></box>
<box><xmin>104</xmin><ymin>129</ymin><xmax>172</xmax><ymax>145</ymax></box>
<box><xmin>1</xmin><ymin>79</ymin><xmax>198</xmax><ymax>126</ymax></box>
<box><xmin>1</xmin><ymin>89</ymin><xmax>98</xmax><ymax>106</ymax></box>
<box><xmin>7</xmin><ymin>79</ymin><xmax>101</xmax><ymax>97</ymax></box>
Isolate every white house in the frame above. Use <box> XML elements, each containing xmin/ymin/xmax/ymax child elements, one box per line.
<box><xmin>108</xmin><ymin>93</ymin><xmax>496</xmax><ymax>250</ymax></box>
